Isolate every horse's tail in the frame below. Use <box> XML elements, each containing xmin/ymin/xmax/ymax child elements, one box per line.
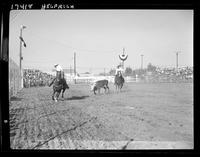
<box><xmin>60</xmin><ymin>78</ymin><xmax>69</xmax><ymax>89</ymax></box>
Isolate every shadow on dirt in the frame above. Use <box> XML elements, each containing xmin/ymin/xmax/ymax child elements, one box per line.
<box><xmin>65</xmin><ymin>95</ymin><xmax>90</xmax><ymax>100</ymax></box>
<box><xmin>10</xmin><ymin>96</ymin><xmax>23</xmax><ymax>101</ymax></box>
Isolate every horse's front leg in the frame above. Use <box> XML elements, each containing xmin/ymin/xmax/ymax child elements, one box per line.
<box><xmin>52</xmin><ymin>90</ymin><xmax>55</xmax><ymax>100</ymax></box>
<box><xmin>54</xmin><ymin>91</ymin><xmax>60</xmax><ymax>102</ymax></box>
<box><xmin>57</xmin><ymin>91</ymin><xmax>61</xmax><ymax>99</ymax></box>
<box><xmin>62</xmin><ymin>89</ymin><xmax>66</xmax><ymax>98</ymax></box>
<box><xmin>54</xmin><ymin>92</ymin><xmax>57</xmax><ymax>102</ymax></box>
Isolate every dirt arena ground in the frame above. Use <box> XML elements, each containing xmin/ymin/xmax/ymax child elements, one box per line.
<box><xmin>9</xmin><ymin>82</ymin><xmax>193</xmax><ymax>149</ymax></box>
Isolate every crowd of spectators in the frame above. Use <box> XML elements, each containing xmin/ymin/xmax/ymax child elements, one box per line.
<box><xmin>23</xmin><ymin>69</ymin><xmax>54</xmax><ymax>88</ymax></box>
<box><xmin>22</xmin><ymin>66</ymin><xmax>193</xmax><ymax>87</ymax></box>
<box><xmin>145</xmin><ymin>66</ymin><xmax>193</xmax><ymax>82</ymax></box>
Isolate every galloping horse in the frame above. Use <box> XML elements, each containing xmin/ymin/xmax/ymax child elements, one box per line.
<box><xmin>49</xmin><ymin>72</ymin><xmax>69</xmax><ymax>102</ymax></box>
<box><xmin>114</xmin><ymin>72</ymin><xmax>125</xmax><ymax>92</ymax></box>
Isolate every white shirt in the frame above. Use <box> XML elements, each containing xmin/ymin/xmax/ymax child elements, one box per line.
<box><xmin>55</xmin><ymin>65</ymin><xmax>63</xmax><ymax>71</ymax></box>
<box><xmin>115</xmin><ymin>67</ymin><xmax>124</xmax><ymax>75</ymax></box>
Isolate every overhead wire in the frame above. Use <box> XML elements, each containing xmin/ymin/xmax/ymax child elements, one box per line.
<box><xmin>26</xmin><ymin>31</ymin><xmax>119</xmax><ymax>55</ymax></box>
<box><xmin>13</xmin><ymin>22</ymin><xmax>122</xmax><ymax>73</ymax></box>
<box><xmin>23</xmin><ymin>32</ymin><xmax>118</xmax><ymax>71</ymax></box>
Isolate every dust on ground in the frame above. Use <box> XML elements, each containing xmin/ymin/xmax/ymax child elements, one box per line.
<box><xmin>9</xmin><ymin>82</ymin><xmax>193</xmax><ymax>149</ymax></box>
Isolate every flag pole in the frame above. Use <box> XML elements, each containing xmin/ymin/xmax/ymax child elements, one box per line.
<box><xmin>19</xmin><ymin>25</ymin><xmax>26</xmax><ymax>88</ymax></box>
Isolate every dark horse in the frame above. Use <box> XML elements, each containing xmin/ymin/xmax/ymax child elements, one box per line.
<box><xmin>49</xmin><ymin>73</ymin><xmax>69</xmax><ymax>102</ymax></box>
<box><xmin>114</xmin><ymin>72</ymin><xmax>125</xmax><ymax>92</ymax></box>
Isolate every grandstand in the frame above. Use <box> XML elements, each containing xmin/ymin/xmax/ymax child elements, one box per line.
<box><xmin>9</xmin><ymin>57</ymin><xmax>193</xmax><ymax>100</ymax></box>
<box><xmin>23</xmin><ymin>69</ymin><xmax>54</xmax><ymax>88</ymax></box>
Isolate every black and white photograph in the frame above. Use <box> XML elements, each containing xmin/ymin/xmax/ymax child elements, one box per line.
<box><xmin>7</xmin><ymin>8</ymin><xmax>193</xmax><ymax>150</ymax></box>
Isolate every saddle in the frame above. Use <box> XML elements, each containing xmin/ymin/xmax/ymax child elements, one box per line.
<box><xmin>49</xmin><ymin>71</ymin><xmax>69</xmax><ymax>89</ymax></box>
<box><xmin>114</xmin><ymin>74</ymin><xmax>124</xmax><ymax>84</ymax></box>
<box><xmin>55</xmin><ymin>77</ymin><xmax>68</xmax><ymax>87</ymax></box>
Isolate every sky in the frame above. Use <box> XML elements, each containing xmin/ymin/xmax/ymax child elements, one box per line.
<box><xmin>9</xmin><ymin>10</ymin><xmax>193</xmax><ymax>74</ymax></box>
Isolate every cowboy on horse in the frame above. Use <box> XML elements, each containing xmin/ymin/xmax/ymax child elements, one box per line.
<box><xmin>114</xmin><ymin>65</ymin><xmax>125</xmax><ymax>92</ymax></box>
<box><xmin>49</xmin><ymin>64</ymin><xmax>69</xmax><ymax>101</ymax></box>
<box><xmin>115</xmin><ymin>65</ymin><xmax>124</xmax><ymax>76</ymax></box>
<box><xmin>54</xmin><ymin>64</ymin><xmax>64</xmax><ymax>79</ymax></box>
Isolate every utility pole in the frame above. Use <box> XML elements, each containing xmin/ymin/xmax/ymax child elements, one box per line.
<box><xmin>175</xmin><ymin>51</ymin><xmax>181</xmax><ymax>70</ymax></box>
<box><xmin>122</xmin><ymin>48</ymin><xmax>125</xmax><ymax>68</ymax></box>
<box><xmin>19</xmin><ymin>25</ymin><xmax>26</xmax><ymax>88</ymax></box>
<box><xmin>70</xmin><ymin>65</ymin><xmax>72</xmax><ymax>76</ymax></box>
<box><xmin>141</xmin><ymin>54</ymin><xmax>144</xmax><ymax>70</ymax></box>
<box><xmin>74</xmin><ymin>52</ymin><xmax>76</xmax><ymax>84</ymax></box>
